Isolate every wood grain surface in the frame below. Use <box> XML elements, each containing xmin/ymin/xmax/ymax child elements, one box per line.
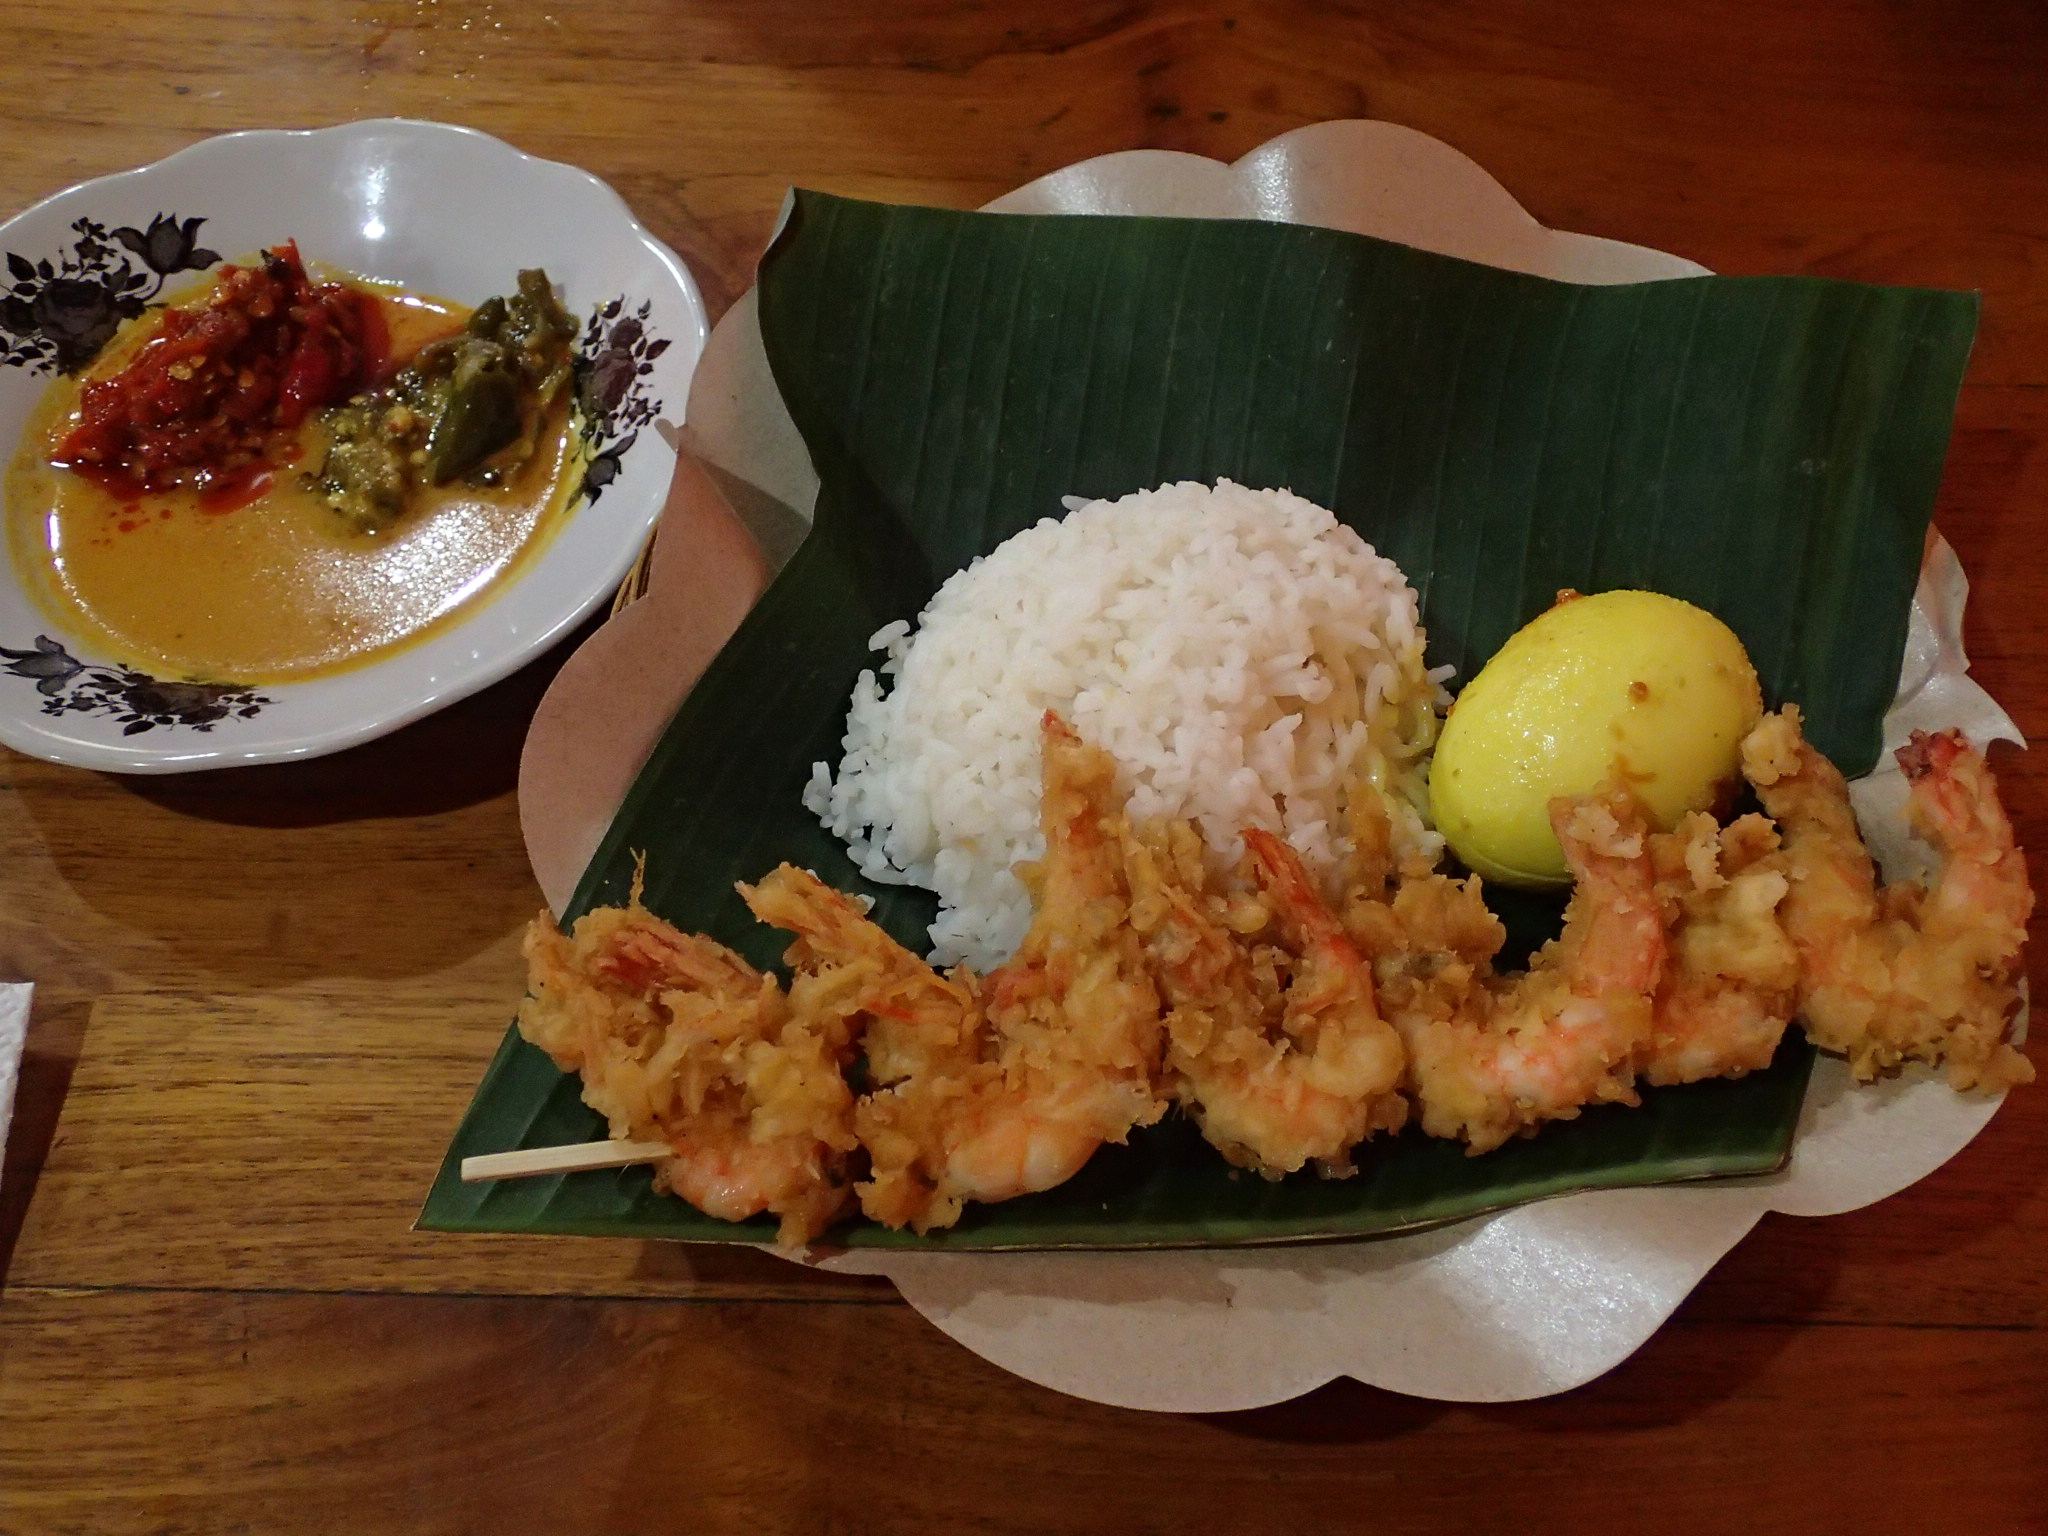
<box><xmin>1</xmin><ymin>2</ymin><xmax>2044</xmax><ymax>1532</ymax></box>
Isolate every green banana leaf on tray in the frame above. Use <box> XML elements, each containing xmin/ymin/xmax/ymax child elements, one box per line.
<box><xmin>421</xmin><ymin>191</ymin><xmax>1977</xmax><ymax>1250</ymax></box>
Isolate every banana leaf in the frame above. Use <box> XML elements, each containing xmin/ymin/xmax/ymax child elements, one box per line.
<box><xmin>422</xmin><ymin>192</ymin><xmax>1975</xmax><ymax>1249</ymax></box>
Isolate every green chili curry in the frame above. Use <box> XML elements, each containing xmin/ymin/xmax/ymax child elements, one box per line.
<box><xmin>315</xmin><ymin>268</ymin><xmax>577</xmax><ymax>531</ymax></box>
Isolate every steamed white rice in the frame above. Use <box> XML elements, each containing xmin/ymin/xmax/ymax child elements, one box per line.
<box><xmin>803</xmin><ymin>480</ymin><xmax>1451</xmax><ymax>969</ymax></box>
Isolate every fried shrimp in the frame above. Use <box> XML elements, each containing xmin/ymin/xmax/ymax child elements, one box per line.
<box><xmin>518</xmin><ymin>887</ymin><xmax>857</xmax><ymax>1247</ymax></box>
<box><xmin>1399</xmin><ymin>789</ymin><xmax>1667</xmax><ymax>1153</ymax></box>
<box><xmin>852</xmin><ymin>712</ymin><xmax>1167</xmax><ymax>1232</ymax></box>
<box><xmin>1341</xmin><ymin>787</ymin><xmax>1507</xmax><ymax>1011</ymax></box>
<box><xmin>738</xmin><ymin>862</ymin><xmax>977</xmax><ymax>1090</ymax></box>
<box><xmin>1640</xmin><ymin>811</ymin><xmax>1800</xmax><ymax>1086</ymax></box>
<box><xmin>1745</xmin><ymin>708</ymin><xmax>2034</xmax><ymax>1090</ymax></box>
<box><xmin>739</xmin><ymin>860</ymin><xmax>988</xmax><ymax>1229</ymax></box>
<box><xmin>1127</xmin><ymin>819</ymin><xmax>1407</xmax><ymax>1178</ymax></box>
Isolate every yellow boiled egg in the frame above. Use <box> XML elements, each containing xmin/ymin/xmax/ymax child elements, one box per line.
<box><xmin>1429</xmin><ymin>589</ymin><xmax>1763</xmax><ymax>888</ymax></box>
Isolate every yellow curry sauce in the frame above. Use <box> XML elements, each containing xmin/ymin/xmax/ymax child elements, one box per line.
<box><xmin>5</xmin><ymin>279</ymin><xmax>582</xmax><ymax>684</ymax></box>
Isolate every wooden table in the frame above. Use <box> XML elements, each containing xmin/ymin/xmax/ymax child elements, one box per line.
<box><xmin>2</xmin><ymin>3</ymin><xmax>2044</xmax><ymax>1530</ymax></box>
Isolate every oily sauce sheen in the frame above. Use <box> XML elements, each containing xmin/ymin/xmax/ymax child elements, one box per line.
<box><xmin>5</xmin><ymin>266</ymin><xmax>581</xmax><ymax>684</ymax></box>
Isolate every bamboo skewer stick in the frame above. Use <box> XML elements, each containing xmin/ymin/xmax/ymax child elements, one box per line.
<box><xmin>461</xmin><ymin>1140</ymin><xmax>671</xmax><ymax>1182</ymax></box>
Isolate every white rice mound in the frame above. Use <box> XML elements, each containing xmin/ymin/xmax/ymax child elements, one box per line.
<box><xmin>803</xmin><ymin>480</ymin><xmax>1451</xmax><ymax>970</ymax></box>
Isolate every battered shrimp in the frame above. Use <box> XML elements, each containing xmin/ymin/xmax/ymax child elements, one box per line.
<box><xmin>1640</xmin><ymin>811</ymin><xmax>1801</xmax><ymax>1086</ymax></box>
<box><xmin>739</xmin><ymin>862</ymin><xmax>978</xmax><ymax>1088</ymax></box>
<box><xmin>1128</xmin><ymin>819</ymin><xmax>1406</xmax><ymax>1177</ymax></box>
<box><xmin>1745</xmin><ymin>708</ymin><xmax>2034</xmax><ymax>1090</ymax></box>
<box><xmin>1401</xmin><ymin>789</ymin><xmax>1667</xmax><ymax>1153</ymax></box>
<box><xmin>853</xmin><ymin>712</ymin><xmax>1167</xmax><ymax>1232</ymax></box>
<box><xmin>1341</xmin><ymin>788</ymin><xmax>1507</xmax><ymax>1009</ymax></box>
<box><xmin>518</xmin><ymin>885</ymin><xmax>857</xmax><ymax>1247</ymax></box>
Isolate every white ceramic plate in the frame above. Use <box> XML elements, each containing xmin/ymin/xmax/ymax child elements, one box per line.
<box><xmin>0</xmin><ymin>119</ymin><xmax>706</xmax><ymax>773</ymax></box>
<box><xmin>518</xmin><ymin>120</ymin><xmax>2023</xmax><ymax>1408</ymax></box>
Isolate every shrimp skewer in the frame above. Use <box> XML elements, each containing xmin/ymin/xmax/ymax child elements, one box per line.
<box><xmin>518</xmin><ymin>886</ymin><xmax>857</xmax><ymax>1248</ymax></box>
<box><xmin>1744</xmin><ymin>708</ymin><xmax>2033</xmax><ymax>1090</ymax></box>
<box><xmin>509</xmin><ymin>700</ymin><xmax>2033</xmax><ymax>1246</ymax></box>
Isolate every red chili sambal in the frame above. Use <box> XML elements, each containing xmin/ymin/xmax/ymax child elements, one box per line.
<box><xmin>50</xmin><ymin>242</ymin><xmax>390</xmax><ymax>498</ymax></box>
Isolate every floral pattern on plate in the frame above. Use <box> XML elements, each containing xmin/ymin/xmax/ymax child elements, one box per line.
<box><xmin>573</xmin><ymin>297</ymin><xmax>668</xmax><ymax>504</ymax></box>
<box><xmin>0</xmin><ymin>635</ymin><xmax>269</xmax><ymax>733</ymax></box>
<box><xmin>0</xmin><ymin>213</ymin><xmax>221</xmax><ymax>375</ymax></box>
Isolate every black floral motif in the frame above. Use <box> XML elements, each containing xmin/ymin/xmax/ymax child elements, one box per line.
<box><xmin>1</xmin><ymin>213</ymin><xmax>221</xmax><ymax>375</ymax></box>
<box><xmin>572</xmin><ymin>297</ymin><xmax>667</xmax><ymax>503</ymax></box>
<box><xmin>0</xmin><ymin>634</ymin><xmax>85</xmax><ymax>696</ymax></box>
<box><xmin>113</xmin><ymin>214</ymin><xmax>221</xmax><ymax>281</ymax></box>
<box><xmin>0</xmin><ymin>635</ymin><xmax>268</xmax><ymax>734</ymax></box>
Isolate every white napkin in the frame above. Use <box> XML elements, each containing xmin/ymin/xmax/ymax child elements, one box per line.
<box><xmin>0</xmin><ymin>983</ymin><xmax>30</xmax><ymax>1194</ymax></box>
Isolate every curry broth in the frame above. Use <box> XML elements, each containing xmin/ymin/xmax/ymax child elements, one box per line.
<box><xmin>5</xmin><ymin>280</ymin><xmax>584</xmax><ymax>684</ymax></box>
